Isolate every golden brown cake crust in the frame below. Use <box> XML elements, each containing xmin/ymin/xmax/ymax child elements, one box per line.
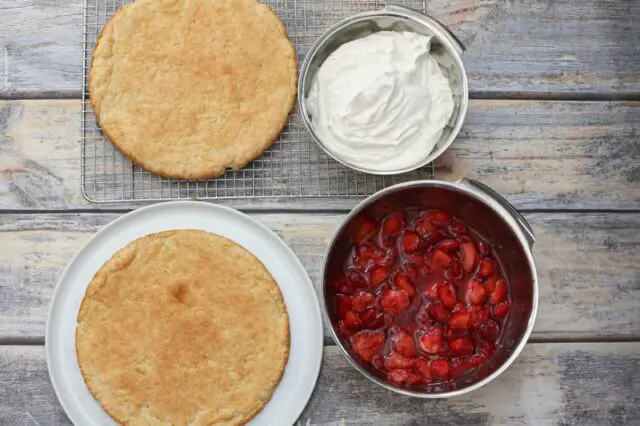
<box><xmin>76</xmin><ymin>230</ymin><xmax>290</xmax><ymax>426</ymax></box>
<box><xmin>89</xmin><ymin>0</ymin><xmax>297</xmax><ymax>179</ymax></box>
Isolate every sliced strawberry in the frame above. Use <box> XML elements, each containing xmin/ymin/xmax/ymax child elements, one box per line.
<box><xmin>401</xmin><ymin>230</ymin><xmax>421</xmax><ymax>253</ymax></box>
<box><xmin>447</xmin><ymin>260</ymin><xmax>464</xmax><ymax>280</ymax></box>
<box><xmin>428</xmin><ymin>248</ymin><xmax>453</xmax><ymax>272</ymax></box>
<box><xmin>437</xmin><ymin>281</ymin><xmax>457</xmax><ymax>309</ymax></box>
<box><xmin>391</xmin><ymin>328</ymin><xmax>418</xmax><ymax>357</ymax></box>
<box><xmin>429</xmin><ymin>303</ymin><xmax>449</xmax><ymax>323</ymax></box>
<box><xmin>461</xmin><ymin>237</ymin><xmax>478</xmax><ymax>273</ymax></box>
<box><xmin>345</xmin><ymin>267</ymin><xmax>366</xmax><ymax>289</ymax></box>
<box><xmin>430</xmin><ymin>358</ymin><xmax>452</xmax><ymax>380</ymax></box>
<box><xmin>334</xmin><ymin>275</ymin><xmax>356</xmax><ymax>295</ymax></box>
<box><xmin>334</xmin><ymin>295</ymin><xmax>352</xmax><ymax>319</ymax></box>
<box><xmin>354</xmin><ymin>244</ymin><xmax>386</xmax><ymax>268</ymax></box>
<box><xmin>424</xmin><ymin>281</ymin><xmax>440</xmax><ymax>301</ymax></box>
<box><xmin>479</xmin><ymin>343</ymin><xmax>495</xmax><ymax>358</ymax></box>
<box><xmin>437</xmin><ymin>239</ymin><xmax>460</xmax><ymax>251</ymax></box>
<box><xmin>379</xmin><ymin>289</ymin><xmax>410</xmax><ymax>315</ymax></box>
<box><xmin>422</xmin><ymin>230</ymin><xmax>447</xmax><ymax>250</ymax></box>
<box><xmin>469</xmin><ymin>306</ymin><xmax>489</xmax><ymax>329</ymax></box>
<box><xmin>485</xmin><ymin>273</ymin><xmax>498</xmax><ymax>294</ymax></box>
<box><xmin>393</xmin><ymin>272</ymin><xmax>416</xmax><ymax>298</ymax></box>
<box><xmin>449</xmin><ymin>221</ymin><xmax>468</xmax><ymax>236</ymax></box>
<box><xmin>448</xmin><ymin>311</ymin><xmax>471</xmax><ymax>330</ymax></box>
<box><xmin>416</xmin><ymin>358</ymin><xmax>432</xmax><ymax>382</ymax></box>
<box><xmin>426</xmin><ymin>210</ymin><xmax>452</xmax><ymax>226</ymax></box>
<box><xmin>353</xmin><ymin>218</ymin><xmax>378</xmax><ymax>243</ymax></box>
<box><xmin>478</xmin><ymin>319</ymin><xmax>500</xmax><ymax>342</ymax></box>
<box><xmin>410</xmin><ymin>253</ymin><xmax>428</xmax><ymax>270</ymax></box>
<box><xmin>351</xmin><ymin>291</ymin><xmax>375</xmax><ymax>312</ymax></box>
<box><xmin>478</xmin><ymin>240</ymin><xmax>491</xmax><ymax>256</ymax></box>
<box><xmin>443</xmin><ymin>326</ymin><xmax>467</xmax><ymax>343</ymax></box>
<box><xmin>418</xmin><ymin>325</ymin><xmax>443</xmax><ymax>354</ymax></box>
<box><xmin>451</xmin><ymin>358</ymin><xmax>472</xmax><ymax>376</ymax></box>
<box><xmin>416</xmin><ymin>304</ymin><xmax>432</xmax><ymax>327</ymax></box>
<box><xmin>492</xmin><ymin>300</ymin><xmax>511</xmax><ymax>318</ymax></box>
<box><xmin>466</xmin><ymin>354</ymin><xmax>485</xmax><ymax>369</ymax></box>
<box><xmin>415</xmin><ymin>217</ymin><xmax>437</xmax><ymax>236</ymax></box>
<box><xmin>403</xmin><ymin>262</ymin><xmax>421</xmax><ymax>281</ymax></box>
<box><xmin>464</xmin><ymin>279</ymin><xmax>487</xmax><ymax>305</ymax></box>
<box><xmin>350</xmin><ymin>330</ymin><xmax>386</xmax><ymax>362</ymax></box>
<box><xmin>344</xmin><ymin>310</ymin><xmax>363</xmax><ymax>330</ymax></box>
<box><xmin>360</xmin><ymin>307</ymin><xmax>381</xmax><ymax>329</ymax></box>
<box><xmin>388</xmin><ymin>369</ymin><xmax>422</xmax><ymax>385</ymax></box>
<box><xmin>477</xmin><ymin>259</ymin><xmax>496</xmax><ymax>279</ymax></box>
<box><xmin>368</xmin><ymin>265</ymin><xmax>390</xmax><ymax>286</ymax></box>
<box><xmin>490</xmin><ymin>279</ymin><xmax>508</xmax><ymax>305</ymax></box>
<box><xmin>449</xmin><ymin>337</ymin><xmax>474</xmax><ymax>357</ymax></box>
<box><xmin>371</xmin><ymin>354</ymin><xmax>386</xmax><ymax>372</ymax></box>
<box><xmin>384</xmin><ymin>352</ymin><xmax>418</xmax><ymax>370</ymax></box>
<box><xmin>381</xmin><ymin>212</ymin><xmax>404</xmax><ymax>237</ymax></box>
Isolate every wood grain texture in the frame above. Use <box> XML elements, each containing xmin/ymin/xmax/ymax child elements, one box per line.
<box><xmin>0</xmin><ymin>343</ymin><xmax>638</xmax><ymax>425</ymax></box>
<box><xmin>0</xmin><ymin>99</ymin><xmax>638</xmax><ymax>210</ymax></box>
<box><xmin>0</xmin><ymin>211</ymin><xmax>638</xmax><ymax>341</ymax></box>
<box><xmin>1</xmin><ymin>0</ymin><xmax>639</xmax><ymax>97</ymax></box>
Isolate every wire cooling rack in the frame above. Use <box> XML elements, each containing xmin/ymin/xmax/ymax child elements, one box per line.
<box><xmin>81</xmin><ymin>0</ymin><xmax>433</xmax><ymax>203</ymax></box>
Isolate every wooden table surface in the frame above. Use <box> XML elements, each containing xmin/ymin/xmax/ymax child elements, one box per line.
<box><xmin>1</xmin><ymin>1</ymin><xmax>639</xmax><ymax>425</ymax></box>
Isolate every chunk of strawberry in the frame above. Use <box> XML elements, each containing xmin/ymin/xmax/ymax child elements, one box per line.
<box><xmin>449</xmin><ymin>337</ymin><xmax>474</xmax><ymax>357</ymax></box>
<box><xmin>391</xmin><ymin>327</ymin><xmax>418</xmax><ymax>358</ymax></box>
<box><xmin>353</xmin><ymin>218</ymin><xmax>378</xmax><ymax>244</ymax></box>
<box><xmin>371</xmin><ymin>354</ymin><xmax>386</xmax><ymax>372</ymax></box>
<box><xmin>469</xmin><ymin>306</ymin><xmax>489</xmax><ymax>329</ymax></box>
<box><xmin>368</xmin><ymin>265</ymin><xmax>390</xmax><ymax>286</ymax></box>
<box><xmin>359</xmin><ymin>307</ymin><xmax>380</xmax><ymax>327</ymax></box>
<box><xmin>443</xmin><ymin>326</ymin><xmax>467</xmax><ymax>343</ymax></box>
<box><xmin>479</xmin><ymin>343</ymin><xmax>495</xmax><ymax>358</ymax></box>
<box><xmin>422</xmin><ymin>230</ymin><xmax>447</xmax><ymax>250</ymax></box>
<box><xmin>485</xmin><ymin>273</ymin><xmax>498</xmax><ymax>294</ymax></box>
<box><xmin>447</xmin><ymin>260</ymin><xmax>464</xmax><ymax>280</ymax></box>
<box><xmin>334</xmin><ymin>275</ymin><xmax>356</xmax><ymax>295</ymax></box>
<box><xmin>478</xmin><ymin>240</ymin><xmax>491</xmax><ymax>256</ymax></box>
<box><xmin>385</xmin><ymin>352</ymin><xmax>418</xmax><ymax>370</ymax></box>
<box><xmin>415</xmin><ymin>217</ymin><xmax>437</xmax><ymax>236</ymax></box>
<box><xmin>460</xmin><ymin>237</ymin><xmax>478</xmax><ymax>273</ymax></box>
<box><xmin>350</xmin><ymin>330</ymin><xmax>386</xmax><ymax>362</ymax></box>
<box><xmin>416</xmin><ymin>358</ymin><xmax>432</xmax><ymax>382</ymax></box>
<box><xmin>343</xmin><ymin>310</ymin><xmax>363</xmax><ymax>330</ymax></box>
<box><xmin>428</xmin><ymin>248</ymin><xmax>454</xmax><ymax>272</ymax></box>
<box><xmin>410</xmin><ymin>253</ymin><xmax>428</xmax><ymax>269</ymax></box>
<box><xmin>478</xmin><ymin>319</ymin><xmax>500</xmax><ymax>342</ymax></box>
<box><xmin>426</xmin><ymin>210</ymin><xmax>452</xmax><ymax>226</ymax></box>
<box><xmin>403</xmin><ymin>262</ymin><xmax>421</xmax><ymax>281</ymax></box>
<box><xmin>437</xmin><ymin>281</ymin><xmax>457</xmax><ymax>309</ymax></box>
<box><xmin>393</xmin><ymin>272</ymin><xmax>416</xmax><ymax>298</ymax></box>
<box><xmin>334</xmin><ymin>295</ymin><xmax>352</xmax><ymax>319</ymax></box>
<box><xmin>449</xmin><ymin>221</ymin><xmax>468</xmax><ymax>236</ymax></box>
<box><xmin>379</xmin><ymin>289</ymin><xmax>410</xmax><ymax>315</ymax></box>
<box><xmin>388</xmin><ymin>369</ymin><xmax>422</xmax><ymax>386</ymax></box>
<box><xmin>430</xmin><ymin>358</ymin><xmax>452</xmax><ymax>380</ymax></box>
<box><xmin>451</xmin><ymin>358</ymin><xmax>472</xmax><ymax>376</ymax></box>
<box><xmin>354</xmin><ymin>244</ymin><xmax>386</xmax><ymax>268</ymax></box>
<box><xmin>430</xmin><ymin>303</ymin><xmax>450</xmax><ymax>323</ymax></box>
<box><xmin>401</xmin><ymin>230</ymin><xmax>421</xmax><ymax>253</ymax></box>
<box><xmin>345</xmin><ymin>267</ymin><xmax>366</xmax><ymax>289</ymax></box>
<box><xmin>490</xmin><ymin>279</ymin><xmax>508</xmax><ymax>305</ymax></box>
<box><xmin>465</xmin><ymin>279</ymin><xmax>488</xmax><ymax>305</ymax></box>
<box><xmin>477</xmin><ymin>259</ymin><xmax>496</xmax><ymax>279</ymax></box>
<box><xmin>492</xmin><ymin>300</ymin><xmax>511</xmax><ymax>318</ymax></box>
<box><xmin>418</xmin><ymin>325</ymin><xmax>443</xmax><ymax>354</ymax></box>
<box><xmin>381</xmin><ymin>212</ymin><xmax>404</xmax><ymax>237</ymax></box>
<box><xmin>424</xmin><ymin>281</ymin><xmax>440</xmax><ymax>301</ymax></box>
<box><xmin>351</xmin><ymin>291</ymin><xmax>375</xmax><ymax>312</ymax></box>
<box><xmin>448</xmin><ymin>311</ymin><xmax>471</xmax><ymax>330</ymax></box>
<box><xmin>416</xmin><ymin>305</ymin><xmax>432</xmax><ymax>327</ymax></box>
<box><xmin>437</xmin><ymin>239</ymin><xmax>460</xmax><ymax>251</ymax></box>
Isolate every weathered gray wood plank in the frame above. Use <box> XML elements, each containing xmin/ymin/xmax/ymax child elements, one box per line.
<box><xmin>0</xmin><ymin>211</ymin><xmax>638</xmax><ymax>341</ymax></box>
<box><xmin>1</xmin><ymin>0</ymin><xmax>639</xmax><ymax>97</ymax></box>
<box><xmin>0</xmin><ymin>343</ymin><xmax>638</xmax><ymax>425</ymax></box>
<box><xmin>0</xmin><ymin>99</ymin><xmax>638</xmax><ymax>210</ymax></box>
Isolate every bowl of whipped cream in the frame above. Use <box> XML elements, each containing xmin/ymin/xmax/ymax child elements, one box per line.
<box><xmin>299</xmin><ymin>5</ymin><xmax>468</xmax><ymax>175</ymax></box>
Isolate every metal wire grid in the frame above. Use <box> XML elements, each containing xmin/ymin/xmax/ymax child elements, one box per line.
<box><xmin>81</xmin><ymin>0</ymin><xmax>434</xmax><ymax>203</ymax></box>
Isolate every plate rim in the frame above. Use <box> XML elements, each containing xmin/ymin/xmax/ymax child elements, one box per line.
<box><xmin>45</xmin><ymin>200</ymin><xmax>324</xmax><ymax>425</ymax></box>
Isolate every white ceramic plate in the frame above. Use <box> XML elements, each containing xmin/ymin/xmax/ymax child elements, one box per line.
<box><xmin>46</xmin><ymin>201</ymin><xmax>324</xmax><ymax>425</ymax></box>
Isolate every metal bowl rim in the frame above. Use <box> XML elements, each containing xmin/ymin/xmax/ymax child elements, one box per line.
<box><xmin>297</xmin><ymin>9</ymin><xmax>469</xmax><ymax>175</ymax></box>
<box><xmin>320</xmin><ymin>179</ymin><xmax>539</xmax><ymax>398</ymax></box>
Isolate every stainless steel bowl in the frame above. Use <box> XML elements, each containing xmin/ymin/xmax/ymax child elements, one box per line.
<box><xmin>321</xmin><ymin>179</ymin><xmax>538</xmax><ymax>398</ymax></box>
<box><xmin>298</xmin><ymin>6</ymin><xmax>469</xmax><ymax>175</ymax></box>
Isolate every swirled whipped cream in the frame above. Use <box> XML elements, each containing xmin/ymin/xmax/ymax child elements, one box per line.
<box><xmin>306</xmin><ymin>31</ymin><xmax>455</xmax><ymax>171</ymax></box>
